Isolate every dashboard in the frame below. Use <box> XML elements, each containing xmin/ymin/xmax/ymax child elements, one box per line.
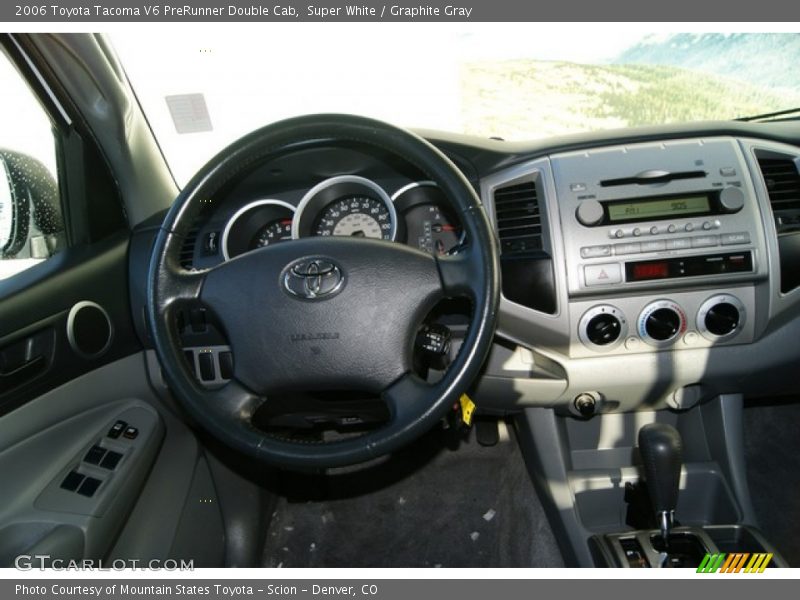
<box><xmin>129</xmin><ymin>122</ymin><xmax>800</xmax><ymax>416</ymax></box>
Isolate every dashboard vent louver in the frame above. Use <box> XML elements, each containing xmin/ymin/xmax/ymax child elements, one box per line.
<box><xmin>178</xmin><ymin>227</ymin><xmax>199</xmax><ymax>269</ymax></box>
<box><xmin>757</xmin><ymin>156</ymin><xmax>800</xmax><ymax>231</ymax></box>
<box><xmin>493</xmin><ymin>181</ymin><xmax>542</xmax><ymax>254</ymax></box>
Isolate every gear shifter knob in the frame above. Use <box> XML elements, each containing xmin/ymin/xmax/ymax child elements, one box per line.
<box><xmin>638</xmin><ymin>423</ymin><xmax>683</xmax><ymax>545</ymax></box>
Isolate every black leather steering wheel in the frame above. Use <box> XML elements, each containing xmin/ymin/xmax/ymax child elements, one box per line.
<box><xmin>147</xmin><ymin>114</ymin><xmax>499</xmax><ymax>468</ymax></box>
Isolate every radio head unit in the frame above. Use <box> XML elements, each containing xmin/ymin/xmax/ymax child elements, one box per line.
<box><xmin>552</xmin><ymin>137</ymin><xmax>768</xmax><ymax>296</ymax></box>
<box><xmin>576</xmin><ymin>187</ymin><xmax>746</xmax><ymax>227</ymax></box>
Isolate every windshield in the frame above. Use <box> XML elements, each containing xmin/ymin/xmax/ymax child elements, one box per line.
<box><xmin>111</xmin><ymin>28</ymin><xmax>800</xmax><ymax>187</ymax></box>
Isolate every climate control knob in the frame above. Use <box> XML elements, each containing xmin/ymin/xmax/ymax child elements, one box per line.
<box><xmin>579</xmin><ymin>305</ymin><xmax>627</xmax><ymax>351</ymax></box>
<box><xmin>645</xmin><ymin>309</ymin><xmax>682</xmax><ymax>341</ymax></box>
<box><xmin>638</xmin><ymin>300</ymin><xmax>687</xmax><ymax>347</ymax></box>
<box><xmin>697</xmin><ymin>294</ymin><xmax>746</xmax><ymax>341</ymax></box>
<box><xmin>587</xmin><ymin>314</ymin><xmax>622</xmax><ymax>346</ymax></box>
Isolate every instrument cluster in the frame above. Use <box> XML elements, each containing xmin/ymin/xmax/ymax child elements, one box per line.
<box><xmin>219</xmin><ymin>175</ymin><xmax>463</xmax><ymax>261</ymax></box>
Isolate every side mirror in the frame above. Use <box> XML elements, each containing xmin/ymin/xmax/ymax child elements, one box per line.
<box><xmin>0</xmin><ymin>149</ymin><xmax>63</xmax><ymax>260</ymax></box>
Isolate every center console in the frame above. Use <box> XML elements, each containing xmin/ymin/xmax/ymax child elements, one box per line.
<box><xmin>551</xmin><ymin>138</ymin><xmax>768</xmax><ymax>358</ymax></box>
<box><xmin>515</xmin><ymin>395</ymin><xmax>788</xmax><ymax>568</ymax></box>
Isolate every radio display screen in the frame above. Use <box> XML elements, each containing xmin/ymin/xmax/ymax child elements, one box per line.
<box><xmin>607</xmin><ymin>194</ymin><xmax>711</xmax><ymax>222</ymax></box>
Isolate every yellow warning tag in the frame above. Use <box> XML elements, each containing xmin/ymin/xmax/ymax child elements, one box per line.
<box><xmin>459</xmin><ymin>394</ymin><xmax>476</xmax><ymax>426</ymax></box>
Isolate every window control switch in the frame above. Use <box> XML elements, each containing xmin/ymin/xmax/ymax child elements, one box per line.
<box><xmin>77</xmin><ymin>476</ymin><xmax>102</xmax><ymax>497</ymax></box>
<box><xmin>60</xmin><ymin>471</ymin><xmax>85</xmax><ymax>492</ymax></box>
<box><xmin>84</xmin><ymin>445</ymin><xmax>106</xmax><ymax>465</ymax></box>
<box><xmin>123</xmin><ymin>426</ymin><xmax>139</xmax><ymax>440</ymax></box>
<box><xmin>219</xmin><ymin>351</ymin><xmax>234</xmax><ymax>380</ymax></box>
<box><xmin>100</xmin><ymin>450</ymin><xmax>123</xmax><ymax>470</ymax></box>
<box><xmin>198</xmin><ymin>352</ymin><xmax>215</xmax><ymax>381</ymax></box>
<box><xmin>108</xmin><ymin>420</ymin><xmax>127</xmax><ymax>439</ymax></box>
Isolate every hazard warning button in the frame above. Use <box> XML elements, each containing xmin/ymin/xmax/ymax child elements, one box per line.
<box><xmin>584</xmin><ymin>263</ymin><xmax>622</xmax><ymax>287</ymax></box>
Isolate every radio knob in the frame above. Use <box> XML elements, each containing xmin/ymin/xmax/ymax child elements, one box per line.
<box><xmin>586</xmin><ymin>313</ymin><xmax>622</xmax><ymax>346</ymax></box>
<box><xmin>704</xmin><ymin>302</ymin><xmax>740</xmax><ymax>336</ymax></box>
<box><xmin>576</xmin><ymin>199</ymin><xmax>604</xmax><ymax>226</ymax></box>
<box><xmin>719</xmin><ymin>186</ymin><xmax>745</xmax><ymax>213</ymax></box>
<box><xmin>645</xmin><ymin>308</ymin><xmax>682</xmax><ymax>341</ymax></box>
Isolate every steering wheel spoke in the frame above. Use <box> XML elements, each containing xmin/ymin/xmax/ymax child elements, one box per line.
<box><xmin>210</xmin><ymin>378</ymin><xmax>265</xmax><ymax>423</ymax></box>
<box><xmin>381</xmin><ymin>373</ymin><xmax>436</xmax><ymax>425</ymax></box>
<box><xmin>436</xmin><ymin>243</ymin><xmax>482</xmax><ymax>298</ymax></box>
<box><xmin>157</xmin><ymin>248</ymin><xmax>208</xmax><ymax>305</ymax></box>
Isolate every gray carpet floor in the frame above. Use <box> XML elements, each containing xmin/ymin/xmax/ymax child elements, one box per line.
<box><xmin>261</xmin><ymin>421</ymin><xmax>563</xmax><ymax>567</ymax></box>
<box><xmin>743</xmin><ymin>398</ymin><xmax>800</xmax><ymax>567</ymax></box>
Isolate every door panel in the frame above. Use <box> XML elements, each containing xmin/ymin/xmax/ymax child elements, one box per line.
<box><xmin>0</xmin><ymin>352</ymin><xmax>223</xmax><ymax>567</ymax></box>
<box><xmin>0</xmin><ymin>232</ymin><xmax>140</xmax><ymax>416</ymax></box>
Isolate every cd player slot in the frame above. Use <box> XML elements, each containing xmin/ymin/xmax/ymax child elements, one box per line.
<box><xmin>624</xmin><ymin>252</ymin><xmax>753</xmax><ymax>283</ymax></box>
<box><xmin>600</xmin><ymin>169</ymin><xmax>707</xmax><ymax>187</ymax></box>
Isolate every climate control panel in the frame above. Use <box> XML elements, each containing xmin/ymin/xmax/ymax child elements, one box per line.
<box><xmin>574</xmin><ymin>288</ymin><xmax>754</xmax><ymax>356</ymax></box>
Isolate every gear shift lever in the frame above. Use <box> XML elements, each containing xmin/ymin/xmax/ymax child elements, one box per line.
<box><xmin>638</xmin><ymin>423</ymin><xmax>683</xmax><ymax>547</ymax></box>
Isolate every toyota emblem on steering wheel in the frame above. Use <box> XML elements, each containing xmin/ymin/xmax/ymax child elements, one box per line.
<box><xmin>282</xmin><ymin>258</ymin><xmax>345</xmax><ymax>300</ymax></box>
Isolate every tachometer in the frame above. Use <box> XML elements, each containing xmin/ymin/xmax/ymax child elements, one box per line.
<box><xmin>255</xmin><ymin>218</ymin><xmax>293</xmax><ymax>247</ymax></box>
<box><xmin>315</xmin><ymin>196</ymin><xmax>392</xmax><ymax>239</ymax></box>
<box><xmin>222</xmin><ymin>199</ymin><xmax>295</xmax><ymax>260</ymax></box>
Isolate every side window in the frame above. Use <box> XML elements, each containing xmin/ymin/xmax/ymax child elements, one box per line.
<box><xmin>0</xmin><ymin>49</ymin><xmax>65</xmax><ymax>281</ymax></box>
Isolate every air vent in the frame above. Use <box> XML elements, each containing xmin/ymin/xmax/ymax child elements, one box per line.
<box><xmin>493</xmin><ymin>180</ymin><xmax>542</xmax><ymax>254</ymax></box>
<box><xmin>178</xmin><ymin>227</ymin><xmax>199</xmax><ymax>269</ymax></box>
<box><xmin>757</xmin><ymin>156</ymin><xmax>800</xmax><ymax>231</ymax></box>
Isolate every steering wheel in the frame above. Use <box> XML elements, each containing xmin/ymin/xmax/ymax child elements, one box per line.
<box><xmin>147</xmin><ymin>114</ymin><xmax>499</xmax><ymax>469</ymax></box>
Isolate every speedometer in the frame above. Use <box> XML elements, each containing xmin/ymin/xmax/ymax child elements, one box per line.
<box><xmin>315</xmin><ymin>196</ymin><xmax>392</xmax><ymax>240</ymax></box>
<box><xmin>292</xmin><ymin>175</ymin><xmax>398</xmax><ymax>241</ymax></box>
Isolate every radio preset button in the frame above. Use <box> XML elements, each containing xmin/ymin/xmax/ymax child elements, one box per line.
<box><xmin>612</xmin><ymin>229</ymin><xmax>625</xmax><ymax>239</ymax></box>
<box><xmin>667</xmin><ymin>224</ymin><xmax>677</xmax><ymax>233</ymax></box>
<box><xmin>650</xmin><ymin>226</ymin><xmax>659</xmax><ymax>235</ymax></box>
<box><xmin>640</xmin><ymin>240</ymin><xmax>666</xmax><ymax>253</ymax></box>
<box><xmin>580</xmin><ymin>245</ymin><xmax>612</xmax><ymax>258</ymax></box>
<box><xmin>584</xmin><ymin>263</ymin><xmax>622</xmax><ymax>286</ymax></box>
<box><xmin>685</xmin><ymin>223</ymin><xmax>695</xmax><ymax>232</ymax></box>
<box><xmin>632</xmin><ymin>228</ymin><xmax>642</xmax><ymax>237</ymax></box>
<box><xmin>721</xmin><ymin>232</ymin><xmax>750</xmax><ymax>245</ymax></box>
<box><xmin>665</xmin><ymin>238</ymin><xmax>692</xmax><ymax>250</ymax></box>
<box><xmin>702</xmin><ymin>221</ymin><xmax>712</xmax><ymax>230</ymax></box>
<box><xmin>691</xmin><ymin>235</ymin><xmax>719</xmax><ymax>248</ymax></box>
<box><xmin>614</xmin><ymin>242</ymin><xmax>641</xmax><ymax>256</ymax></box>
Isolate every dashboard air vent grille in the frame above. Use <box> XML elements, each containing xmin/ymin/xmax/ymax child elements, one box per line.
<box><xmin>178</xmin><ymin>228</ymin><xmax>199</xmax><ymax>269</ymax></box>
<box><xmin>493</xmin><ymin>181</ymin><xmax>542</xmax><ymax>254</ymax></box>
<box><xmin>757</xmin><ymin>156</ymin><xmax>800</xmax><ymax>231</ymax></box>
